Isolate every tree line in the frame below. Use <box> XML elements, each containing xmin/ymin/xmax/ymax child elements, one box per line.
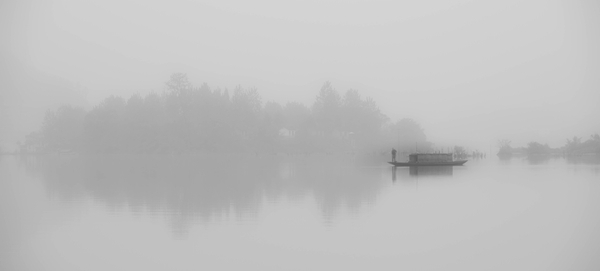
<box><xmin>497</xmin><ymin>135</ymin><xmax>600</xmax><ymax>157</ymax></box>
<box><xmin>19</xmin><ymin>73</ymin><xmax>431</xmax><ymax>154</ymax></box>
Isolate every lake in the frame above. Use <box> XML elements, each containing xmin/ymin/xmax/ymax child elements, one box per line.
<box><xmin>1</xmin><ymin>154</ymin><xmax>599</xmax><ymax>270</ymax></box>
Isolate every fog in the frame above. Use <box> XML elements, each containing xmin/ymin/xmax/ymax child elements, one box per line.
<box><xmin>2</xmin><ymin>0</ymin><xmax>599</xmax><ymax>151</ymax></box>
<box><xmin>2</xmin><ymin>2</ymin><xmax>600</xmax><ymax>269</ymax></box>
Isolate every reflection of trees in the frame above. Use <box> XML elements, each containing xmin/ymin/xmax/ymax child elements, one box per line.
<box><xmin>566</xmin><ymin>155</ymin><xmax>600</xmax><ymax>165</ymax></box>
<box><xmin>525</xmin><ymin>155</ymin><xmax>552</xmax><ymax>165</ymax></box>
<box><xmin>26</xmin><ymin>154</ymin><xmax>389</xmax><ymax>234</ymax></box>
<box><xmin>288</xmin><ymin>155</ymin><xmax>387</xmax><ymax>219</ymax></box>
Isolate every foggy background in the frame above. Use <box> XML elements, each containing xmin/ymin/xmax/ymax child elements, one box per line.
<box><xmin>2</xmin><ymin>0</ymin><xmax>599</xmax><ymax>151</ymax></box>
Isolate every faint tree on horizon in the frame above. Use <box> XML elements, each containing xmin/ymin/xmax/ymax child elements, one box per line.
<box><xmin>497</xmin><ymin>139</ymin><xmax>512</xmax><ymax>154</ymax></box>
<box><xmin>526</xmin><ymin>141</ymin><xmax>552</xmax><ymax>156</ymax></box>
<box><xmin>41</xmin><ymin>105</ymin><xmax>86</xmax><ymax>152</ymax></box>
<box><xmin>390</xmin><ymin>118</ymin><xmax>431</xmax><ymax>153</ymax></box>
<box><xmin>165</xmin><ymin>73</ymin><xmax>193</xmax><ymax>95</ymax></box>
<box><xmin>312</xmin><ymin>81</ymin><xmax>341</xmax><ymax>134</ymax></box>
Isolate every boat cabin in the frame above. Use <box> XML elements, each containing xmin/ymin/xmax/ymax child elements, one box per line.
<box><xmin>408</xmin><ymin>153</ymin><xmax>453</xmax><ymax>163</ymax></box>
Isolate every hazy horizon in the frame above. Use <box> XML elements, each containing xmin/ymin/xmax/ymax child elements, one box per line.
<box><xmin>2</xmin><ymin>2</ymin><xmax>600</xmax><ymax>269</ymax></box>
<box><xmin>2</xmin><ymin>0</ymin><xmax>599</xmax><ymax>151</ymax></box>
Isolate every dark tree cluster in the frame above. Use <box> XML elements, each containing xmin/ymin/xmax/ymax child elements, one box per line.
<box><xmin>497</xmin><ymin>139</ymin><xmax>512</xmax><ymax>155</ymax></box>
<box><xmin>526</xmin><ymin>142</ymin><xmax>554</xmax><ymax>156</ymax></box>
<box><xmin>21</xmin><ymin>73</ymin><xmax>431</xmax><ymax>154</ymax></box>
<box><xmin>563</xmin><ymin>134</ymin><xmax>600</xmax><ymax>155</ymax></box>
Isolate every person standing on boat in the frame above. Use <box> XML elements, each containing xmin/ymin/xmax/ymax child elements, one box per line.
<box><xmin>391</xmin><ymin>148</ymin><xmax>397</xmax><ymax>162</ymax></box>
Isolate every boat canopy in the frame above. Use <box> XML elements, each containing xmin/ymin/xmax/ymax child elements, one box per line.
<box><xmin>409</xmin><ymin>153</ymin><xmax>453</xmax><ymax>163</ymax></box>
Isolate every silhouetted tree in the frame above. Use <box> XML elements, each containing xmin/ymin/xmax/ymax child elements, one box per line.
<box><xmin>165</xmin><ymin>73</ymin><xmax>193</xmax><ymax>95</ymax></box>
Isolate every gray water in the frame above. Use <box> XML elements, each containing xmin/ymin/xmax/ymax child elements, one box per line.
<box><xmin>1</xmin><ymin>154</ymin><xmax>599</xmax><ymax>271</ymax></box>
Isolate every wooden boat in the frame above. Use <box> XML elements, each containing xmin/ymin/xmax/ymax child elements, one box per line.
<box><xmin>389</xmin><ymin>153</ymin><xmax>467</xmax><ymax>167</ymax></box>
<box><xmin>388</xmin><ymin>160</ymin><xmax>467</xmax><ymax>166</ymax></box>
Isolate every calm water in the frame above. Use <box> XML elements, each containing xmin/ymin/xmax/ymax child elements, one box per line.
<box><xmin>1</xmin><ymin>154</ymin><xmax>599</xmax><ymax>270</ymax></box>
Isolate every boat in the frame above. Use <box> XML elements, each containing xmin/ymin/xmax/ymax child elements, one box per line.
<box><xmin>388</xmin><ymin>160</ymin><xmax>467</xmax><ymax>166</ymax></box>
<box><xmin>388</xmin><ymin>153</ymin><xmax>468</xmax><ymax>167</ymax></box>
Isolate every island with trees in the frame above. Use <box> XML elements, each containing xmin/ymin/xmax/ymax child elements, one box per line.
<box><xmin>17</xmin><ymin>73</ymin><xmax>433</xmax><ymax>156</ymax></box>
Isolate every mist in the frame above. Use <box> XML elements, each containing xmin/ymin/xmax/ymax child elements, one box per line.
<box><xmin>3</xmin><ymin>2</ymin><xmax>600</xmax><ymax>270</ymax></box>
<box><xmin>2</xmin><ymin>0</ymin><xmax>600</xmax><ymax>151</ymax></box>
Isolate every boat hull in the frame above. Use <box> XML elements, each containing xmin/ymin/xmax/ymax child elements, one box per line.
<box><xmin>388</xmin><ymin>160</ymin><xmax>468</xmax><ymax>167</ymax></box>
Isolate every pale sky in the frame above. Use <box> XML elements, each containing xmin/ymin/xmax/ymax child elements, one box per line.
<box><xmin>1</xmin><ymin>0</ymin><xmax>599</xmax><ymax>151</ymax></box>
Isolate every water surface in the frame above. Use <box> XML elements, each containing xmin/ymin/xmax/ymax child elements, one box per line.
<box><xmin>1</xmin><ymin>154</ymin><xmax>599</xmax><ymax>270</ymax></box>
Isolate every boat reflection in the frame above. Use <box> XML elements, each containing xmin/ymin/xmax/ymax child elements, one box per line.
<box><xmin>391</xmin><ymin>165</ymin><xmax>454</xmax><ymax>183</ymax></box>
<box><xmin>409</xmin><ymin>166</ymin><xmax>453</xmax><ymax>176</ymax></box>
